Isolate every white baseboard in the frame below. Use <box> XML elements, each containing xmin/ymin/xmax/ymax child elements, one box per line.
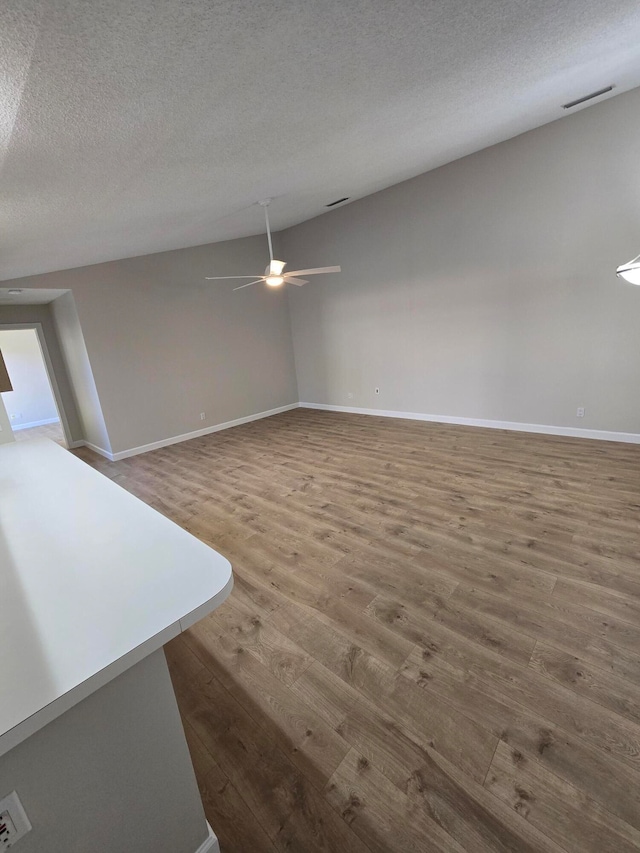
<box><xmin>195</xmin><ymin>823</ymin><xmax>220</xmax><ymax>853</ymax></box>
<box><xmin>11</xmin><ymin>416</ymin><xmax>60</xmax><ymax>431</ymax></box>
<box><xmin>76</xmin><ymin>401</ymin><xmax>640</xmax><ymax>461</ymax></box>
<box><xmin>80</xmin><ymin>440</ymin><xmax>115</xmax><ymax>459</ymax></box>
<box><xmin>79</xmin><ymin>403</ymin><xmax>300</xmax><ymax>462</ymax></box>
<box><xmin>299</xmin><ymin>402</ymin><xmax>640</xmax><ymax>444</ymax></box>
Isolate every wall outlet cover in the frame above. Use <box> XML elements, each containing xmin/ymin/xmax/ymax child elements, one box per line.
<box><xmin>0</xmin><ymin>791</ymin><xmax>31</xmax><ymax>847</ymax></box>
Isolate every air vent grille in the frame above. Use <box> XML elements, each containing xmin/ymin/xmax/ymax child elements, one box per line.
<box><xmin>562</xmin><ymin>86</ymin><xmax>613</xmax><ymax>109</ymax></box>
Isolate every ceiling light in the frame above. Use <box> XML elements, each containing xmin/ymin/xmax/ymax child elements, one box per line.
<box><xmin>269</xmin><ymin>260</ymin><xmax>285</xmax><ymax>275</ymax></box>
<box><xmin>7</xmin><ymin>289</ymin><xmax>22</xmax><ymax>294</ymax></box>
<box><xmin>616</xmin><ymin>254</ymin><xmax>640</xmax><ymax>285</ymax></box>
<box><xmin>265</xmin><ymin>275</ymin><xmax>284</xmax><ymax>287</ymax></box>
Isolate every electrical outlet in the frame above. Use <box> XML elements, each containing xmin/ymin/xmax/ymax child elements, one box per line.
<box><xmin>200</xmin><ymin>412</ymin><xmax>206</xmax><ymax>421</ymax></box>
<box><xmin>0</xmin><ymin>811</ymin><xmax>17</xmax><ymax>847</ymax></box>
<box><xmin>347</xmin><ymin>392</ymin><xmax>353</xmax><ymax>400</ymax></box>
<box><xmin>576</xmin><ymin>407</ymin><xmax>585</xmax><ymax>418</ymax></box>
<box><xmin>9</xmin><ymin>414</ymin><xmax>20</xmax><ymax>420</ymax></box>
<box><xmin>0</xmin><ymin>792</ymin><xmax>31</xmax><ymax>847</ymax></box>
<box><xmin>375</xmin><ymin>387</ymin><xmax>380</xmax><ymax>395</ymax></box>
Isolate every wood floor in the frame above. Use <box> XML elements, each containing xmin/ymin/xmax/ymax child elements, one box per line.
<box><xmin>74</xmin><ymin>409</ymin><xmax>640</xmax><ymax>853</ymax></box>
<box><xmin>13</xmin><ymin>421</ymin><xmax>65</xmax><ymax>446</ymax></box>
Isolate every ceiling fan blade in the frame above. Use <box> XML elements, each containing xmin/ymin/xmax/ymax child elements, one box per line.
<box><xmin>233</xmin><ymin>279</ymin><xmax>264</xmax><ymax>291</ymax></box>
<box><xmin>284</xmin><ymin>266</ymin><xmax>341</xmax><ymax>277</ymax></box>
<box><xmin>205</xmin><ymin>275</ymin><xmax>261</xmax><ymax>280</ymax></box>
<box><xmin>284</xmin><ymin>276</ymin><xmax>309</xmax><ymax>286</ymax></box>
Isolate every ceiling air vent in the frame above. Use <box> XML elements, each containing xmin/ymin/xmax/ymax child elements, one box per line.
<box><xmin>326</xmin><ymin>197</ymin><xmax>350</xmax><ymax>207</ymax></box>
<box><xmin>562</xmin><ymin>86</ymin><xmax>613</xmax><ymax>109</ymax></box>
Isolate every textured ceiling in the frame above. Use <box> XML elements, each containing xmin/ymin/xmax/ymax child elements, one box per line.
<box><xmin>2</xmin><ymin>0</ymin><xmax>640</xmax><ymax>281</ymax></box>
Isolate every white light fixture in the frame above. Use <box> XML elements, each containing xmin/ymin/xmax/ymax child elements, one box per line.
<box><xmin>616</xmin><ymin>254</ymin><xmax>640</xmax><ymax>285</ymax></box>
<box><xmin>265</xmin><ymin>260</ymin><xmax>285</xmax><ymax>286</ymax></box>
<box><xmin>265</xmin><ymin>275</ymin><xmax>284</xmax><ymax>287</ymax></box>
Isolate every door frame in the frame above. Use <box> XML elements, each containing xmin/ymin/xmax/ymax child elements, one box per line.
<box><xmin>0</xmin><ymin>322</ymin><xmax>73</xmax><ymax>448</ymax></box>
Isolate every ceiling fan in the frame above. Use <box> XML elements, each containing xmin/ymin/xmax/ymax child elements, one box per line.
<box><xmin>205</xmin><ymin>199</ymin><xmax>340</xmax><ymax>291</ymax></box>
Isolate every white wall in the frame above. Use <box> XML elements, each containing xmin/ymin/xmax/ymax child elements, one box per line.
<box><xmin>0</xmin><ymin>329</ymin><xmax>58</xmax><ymax>429</ymax></box>
<box><xmin>283</xmin><ymin>87</ymin><xmax>640</xmax><ymax>437</ymax></box>
<box><xmin>1</xmin><ymin>234</ymin><xmax>298</xmax><ymax>455</ymax></box>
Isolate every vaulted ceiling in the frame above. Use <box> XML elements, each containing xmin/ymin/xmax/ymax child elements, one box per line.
<box><xmin>2</xmin><ymin>0</ymin><xmax>640</xmax><ymax>280</ymax></box>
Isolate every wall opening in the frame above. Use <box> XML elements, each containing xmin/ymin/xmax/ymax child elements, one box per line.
<box><xmin>0</xmin><ymin>327</ymin><xmax>69</xmax><ymax>447</ymax></box>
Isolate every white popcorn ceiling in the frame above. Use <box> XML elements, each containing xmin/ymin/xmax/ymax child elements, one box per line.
<box><xmin>1</xmin><ymin>0</ymin><xmax>640</xmax><ymax>281</ymax></box>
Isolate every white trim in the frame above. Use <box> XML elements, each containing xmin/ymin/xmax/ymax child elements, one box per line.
<box><xmin>299</xmin><ymin>402</ymin><xmax>640</xmax><ymax>444</ymax></box>
<box><xmin>81</xmin><ymin>440</ymin><xmax>115</xmax><ymax>460</ymax></box>
<box><xmin>11</xmin><ymin>416</ymin><xmax>60</xmax><ymax>431</ymax></box>
<box><xmin>82</xmin><ymin>403</ymin><xmax>300</xmax><ymax>462</ymax></box>
<box><xmin>195</xmin><ymin>823</ymin><xmax>220</xmax><ymax>853</ymax></box>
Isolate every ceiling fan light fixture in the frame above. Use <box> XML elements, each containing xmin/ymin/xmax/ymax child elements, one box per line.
<box><xmin>616</xmin><ymin>255</ymin><xmax>640</xmax><ymax>285</ymax></box>
<box><xmin>265</xmin><ymin>275</ymin><xmax>284</xmax><ymax>287</ymax></box>
<box><xmin>206</xmin><ymin>200</ymin><xmax>340</xmax><ymax>291</ymax></box>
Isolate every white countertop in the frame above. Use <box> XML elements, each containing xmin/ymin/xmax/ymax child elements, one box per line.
<box><xmin>0</xmin><ymin>439</ymin><xmax>233</xmax><ymax>757</ymax></box>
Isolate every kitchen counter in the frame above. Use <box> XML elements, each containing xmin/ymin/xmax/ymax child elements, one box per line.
<box><xmin>0</xmin><ymin>438</ymin><xmax>233</xmax><ymax>757</ymax></box>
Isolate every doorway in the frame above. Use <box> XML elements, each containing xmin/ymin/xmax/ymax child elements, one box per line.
<box><xmin>0</xmin><ymin>327</ymin><xmax>68</xmax><ymax>447</ymax></box>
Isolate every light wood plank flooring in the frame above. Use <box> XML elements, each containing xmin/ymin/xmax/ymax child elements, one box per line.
<box><xmin>13</xmin><ymin>421</ymin><xmax>65</xmax><ymax>446</ymax></box>
<box><xmin>74</xmin><ymin>409</ymin><xmax>640</xmax><ymax>853</ymax></box>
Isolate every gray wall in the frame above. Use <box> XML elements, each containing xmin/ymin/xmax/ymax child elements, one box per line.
<box><xmin>283</xmin><ymin>87</ymin><xmax>640</xmax><ymax>435</ymax></box>
<box><xmin>0</xmin><ymin>304</ymin><xmax>84</xmax><ymax>443</ymax></box>
<box><xmin>0</xmin><ymin>329</ymin><xmax>59</xmax><ymax>427</ymax></box>
<box><xmin>2</xmin><ymin>234</ymin><xmax>298</xmax><ymax>454</ymax></box>
<box><xmin>4</xmin><ymin>88</ymin><xmax>640</xmax><ymax>449</ymax></box>
<box><xmin>0</xmin><ymin>398</ymin><xmax>13</xmax><ymax>444</ymax></box>
<box><xmin>50</xmin><ymin>292</ymin><xmax>112</xmax><ymax>452</ymax></box>
<box><xmin>0</xmin><ymin>650</ymin><xmax>209</xmax><ymax>853</ymax></box>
